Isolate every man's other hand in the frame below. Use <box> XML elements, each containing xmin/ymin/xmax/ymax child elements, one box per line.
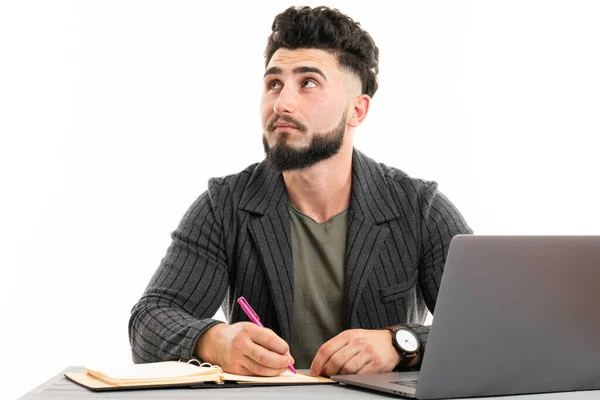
<box><xmin>310</xmin><ymin>329</ymin><xmax>400</xmax><ymax>376</ymax></box>
<box><xmin>195</xmin><ymin>322</ymin><xmax>294</xmax><ymax>376</ymax></box>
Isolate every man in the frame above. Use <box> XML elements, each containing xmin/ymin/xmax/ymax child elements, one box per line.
<box><xmin>129</xmin><ymin>6</ymin><xmax>471</xmax><ymax>378</ymax></box>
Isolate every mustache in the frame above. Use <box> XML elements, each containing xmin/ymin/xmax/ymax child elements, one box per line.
<box><xmin>266</xmin><ymin>114</ymin><xmax>308</xmax><ymax>132</ymax></box>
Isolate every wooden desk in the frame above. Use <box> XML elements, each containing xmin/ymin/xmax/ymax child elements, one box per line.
<box><xmin>19</xmin><ymin>367</ymin><xmax>600</xmax><ymax>399</ymax></box>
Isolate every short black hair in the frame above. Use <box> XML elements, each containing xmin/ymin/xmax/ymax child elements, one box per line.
<box><xmin>264</xmin><ymin>6</ymin><xmax>379</xmax><ymax>98</ymax></box>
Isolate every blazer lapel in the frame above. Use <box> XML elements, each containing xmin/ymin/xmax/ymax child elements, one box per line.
<box><xmin>240</xmin><ymin>161</ymin><xmax>294</xmax><ymax>343</ymax></box>
<box><xmin>345</xmin><ymin>209</ymin><xmax>390</xmax><ymax>327</ymax></box>
<box><xmin>345</xmin><ymin>150</ymin><xmax>400</xmax><ymax>328</ymax></box>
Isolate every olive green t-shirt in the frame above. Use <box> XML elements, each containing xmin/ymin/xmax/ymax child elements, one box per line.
<box><xmin>289</xmin><ymin>205</ymin><xmax>349</xmax><ymax>368</ymax></box>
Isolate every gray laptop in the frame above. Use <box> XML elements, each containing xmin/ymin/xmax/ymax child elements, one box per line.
<box><xmin>333</xmin><ymin>235</ymin><xmax>600</xmax><ymax>398</ymax></box>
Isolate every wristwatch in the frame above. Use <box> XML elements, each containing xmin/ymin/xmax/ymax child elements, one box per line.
<box><xmin>387</xmin><ymin>325</ymin><xmax>421</xmax><ymax>369</ymax></box>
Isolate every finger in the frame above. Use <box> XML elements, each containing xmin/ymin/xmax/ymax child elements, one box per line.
<box><xmin>227</xmin><ymin>364</ymin><xmax>254</xmax><ymax>376</ymax></box>
<box><xmin>323</xmin><ymin>344</ymin><xmax>362</xmax><ymax>376</ymax></box>
<box><xmin>310</xmin><ymin>335</ymin><xmax>349</xmax><ymax>376</ymax></box>
<box><xmin>242</xmin><ymin>355</ymin><xmax>289</xmax><ymax>377</ymax></box>
<box><xmin>338</xmin><ymin>350</ymin><xmax>373</xmax><ymax>375</ymax></box>
<box><xmin>249</xmin><ymin>326</ymin><xmax>290</xmax><ymax>355</ymax></box>
<box><xmin>245</xmin><ymin>338</ymin><xmax>294</xmax><ymax>370</ymax></box>
<box><xmin>356</xmin><ymin>355</ymin><xmax>387</xmax><ymax>375</ymax></box>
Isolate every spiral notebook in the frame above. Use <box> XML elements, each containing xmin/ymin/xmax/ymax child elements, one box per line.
<box><xmin>65</xmin><ymin>360</ymin><xmax>334</xmax><ymax>392</ymax></box>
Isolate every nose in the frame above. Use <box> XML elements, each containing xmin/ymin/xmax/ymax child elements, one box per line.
<box><xmin>273</xmin><ymin>85</ymin><xmax>298</xmax><ymax>115</ymax></box>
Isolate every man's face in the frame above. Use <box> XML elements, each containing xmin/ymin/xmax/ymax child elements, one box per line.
<box><xmin>261</xmin><ymin>48</ymin><xmax>360</xmax><ymax>171</ymax></box>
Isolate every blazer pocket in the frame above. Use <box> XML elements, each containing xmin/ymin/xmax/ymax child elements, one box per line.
<box><xmin>379</xmin><ymin>271</ymin><xmax>419</xmax><ymax>303</ymax></box>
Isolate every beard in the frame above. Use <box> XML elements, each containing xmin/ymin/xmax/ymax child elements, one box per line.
<box><xmin>262</xmin><ymin>111</ymin><xmax>347</xmax><ymax>171</ymax></box>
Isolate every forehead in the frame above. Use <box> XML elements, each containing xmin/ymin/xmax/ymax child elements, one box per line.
<box><xmin>266</xmin><ymin>48</ymin><xmax>340</xmax><ymax>73</ymax></box>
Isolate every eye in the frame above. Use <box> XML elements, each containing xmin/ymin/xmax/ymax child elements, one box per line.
<box><xmin>267</xmin><ymin>80</ymin><xmax>282</xmax><ymax>90</ymax></box>
<box><xmin>302</xmin><ymin>79</ymin><xmax>318</xmax><ymax>88</ymax></box>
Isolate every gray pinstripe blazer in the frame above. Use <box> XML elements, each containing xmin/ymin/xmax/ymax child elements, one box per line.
<box><xmin>129</xmin><ymin>149</ymin><xmax>472</xmax><ymax>363</ymax></box>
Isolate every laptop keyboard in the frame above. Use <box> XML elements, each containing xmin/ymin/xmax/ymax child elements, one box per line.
<box><xmin>390</xmin><ymin>379</ymin><xmax>418</xmax><ymax>388</ymax></box>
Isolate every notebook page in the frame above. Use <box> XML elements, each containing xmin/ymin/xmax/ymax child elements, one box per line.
<box><xmin>87</xmin><ymin>361</ymin><xmax>220</xmax><ymax>381</ymax></box>
<box><xmin>222</xmin><ymin>370</ymin><xmax>319</xmax><ymax>383</ymax></box>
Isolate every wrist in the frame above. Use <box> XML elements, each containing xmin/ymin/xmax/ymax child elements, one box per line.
<box><xmin>385</xmin><ymin>329</ymin><xmax>402</xmax><ymax>368</ymax></box>
<box><xmin>195</xmin><ymin>323</ymin><xmax>227</xmax><ymax>363</ymax></box>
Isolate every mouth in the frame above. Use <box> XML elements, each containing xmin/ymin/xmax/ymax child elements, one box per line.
<box><xmin>272</xmin><ymin>123</ymin><xmax>299</xmax><ymax>130</ymax></box>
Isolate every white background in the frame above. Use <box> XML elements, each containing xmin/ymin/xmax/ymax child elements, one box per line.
<box><xmin>1</xmin><ymin>1</ymin><xmax>599</xmax><ymax>398</ymax></box>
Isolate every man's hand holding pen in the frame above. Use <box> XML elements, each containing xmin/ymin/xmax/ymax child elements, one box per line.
<box><xmin>195</xmin><ymin>322</ymin><xmax>295</xmax><ymax>376</ymax></box>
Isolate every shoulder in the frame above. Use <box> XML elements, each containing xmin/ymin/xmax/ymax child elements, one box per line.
<box><xmin>376</xmin><ymin>159</ymin><xmax>439</xmax><ymax>204</ymax></box>
<box><xmin>205</xmin><ymin>162</ymin><xmax>261</xmax><ymax>208</ymax></box>
<box><xmin>177</xmin><ymin>163</ymin><xmax>261</xmax><ymax>229</ymax></box>
<box><xmin>377</xmin><ymin>161</ymin><xmax>470</xmax><ymax>233</ymax></box>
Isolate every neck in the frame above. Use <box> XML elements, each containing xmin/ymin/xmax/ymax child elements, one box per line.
<box><xmin>282</xmin><ymin>140</ymin><xmax>353</xmax><ymax>223</ymax></box>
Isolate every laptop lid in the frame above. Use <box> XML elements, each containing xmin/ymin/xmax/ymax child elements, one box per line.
<box><xmin>415</xmin><ymin>235</ymin><xmax>600</xmax><ymax>399</ymax></box>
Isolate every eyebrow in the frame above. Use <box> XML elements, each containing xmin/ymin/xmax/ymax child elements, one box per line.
<box><xmin>263</xmin><ymin>66</ymin><xmax>327</xmax><ymax>81</ymax></box>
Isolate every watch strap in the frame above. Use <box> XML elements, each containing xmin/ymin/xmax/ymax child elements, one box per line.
<box><xmin>396</xmin><ymin>350</ymin><xmax>417</xmax><ymax>368</ymax></box>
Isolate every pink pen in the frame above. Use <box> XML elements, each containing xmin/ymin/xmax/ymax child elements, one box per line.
<box><xmin>237</xmin><ymin>296</ymin><xmax>297</xmax><ymax>374</ymax></box>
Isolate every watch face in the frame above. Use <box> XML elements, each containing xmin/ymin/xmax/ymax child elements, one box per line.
<box><xmin>395</xmin><ymin>329</ymin><xmax>419</xmax><ymax>352</ymax></box>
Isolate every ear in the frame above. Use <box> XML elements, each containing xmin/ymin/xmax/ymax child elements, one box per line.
<box><xmin>348</xmin><ymin>94</ymin><xmax>370</xmax><ymax>128</ymax></box>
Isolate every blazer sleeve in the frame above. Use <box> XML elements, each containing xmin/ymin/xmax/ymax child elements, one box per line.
<box><xmin>407</xmin><ymin>182</ymin><xmax>473</xmax><ymax>351</ymax></box>
<box><xmin>128</xmin><ymin>181</ymin><xmax>230</xmax><ymax>363</ymax></box>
